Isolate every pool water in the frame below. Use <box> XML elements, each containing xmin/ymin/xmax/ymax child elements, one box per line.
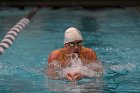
<box><xmin>0</xmin><ymin>7</ymin><xmax>140</xmax><ymax>93</ymax></box>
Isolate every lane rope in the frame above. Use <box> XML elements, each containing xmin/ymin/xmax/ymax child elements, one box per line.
<box><xmin>0</xmin><ymin>8</ymin><xmax>39</xmax><ymax>55</ymax></box>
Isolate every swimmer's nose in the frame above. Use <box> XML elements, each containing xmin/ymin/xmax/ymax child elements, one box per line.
<box><xmin>74</xmin><ymin>44</ymin><xmax>78</xmax><ymax>49</ymax></box>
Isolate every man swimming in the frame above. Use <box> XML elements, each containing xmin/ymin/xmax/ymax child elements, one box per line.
<box><xmin>46</xmin><ymin>27</ymin><xmax>103</xmax><ymax>81</ymax></box>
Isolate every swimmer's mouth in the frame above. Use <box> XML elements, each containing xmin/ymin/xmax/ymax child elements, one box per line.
<box><xmin>74</xmin><ymin>51</ymin><xmax>79</xmax><ymax>54</ymax></box>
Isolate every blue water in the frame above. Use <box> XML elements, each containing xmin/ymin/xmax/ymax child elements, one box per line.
<box><xmin>0</xmin><ymin>7</ymin><xmax>140</xmax><ymax>93</ymax></box>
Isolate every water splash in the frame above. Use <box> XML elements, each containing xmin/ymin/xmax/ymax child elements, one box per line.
<box><xmin>109</xmin><ymin>63</ymin><xmax>136</xmax><ymax>74</ymax></box>
<box><xmin>60</xmin><ymin>53</ymin><xmax>103</xmax><ymax>78</ymax></box>
<box><xmin>103</xmin><ymin>62</ymin><xmax>137</xmax><ymax>78</ymax></box>
<box><xmin>47</xmin><ymin>53</ymin><xmax>103</xmax><ymax>79</ymax></box>
<box><xmin>50</xmin><ymin>53</ymin><xmax>137</xmax><ymax>80</ymax></box>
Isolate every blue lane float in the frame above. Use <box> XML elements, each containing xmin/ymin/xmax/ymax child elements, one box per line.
<box><xmin>0</xmin><ymin>8</ymin><xmax>39</xmax><ymax>55</ymax></box>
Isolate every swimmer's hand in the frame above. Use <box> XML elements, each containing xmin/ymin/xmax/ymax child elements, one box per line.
<box><xmin>66</xmin><ymin>72</ymin><xmax>84</xmax><ymax>81</ymax></box>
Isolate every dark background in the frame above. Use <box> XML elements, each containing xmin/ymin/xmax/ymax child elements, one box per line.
<box><xmin>0</xmin><ymin>0</ymin><xmax>140</xmax><ymax>8</ymax></box>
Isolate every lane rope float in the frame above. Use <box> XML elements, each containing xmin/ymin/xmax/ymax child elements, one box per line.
<box><xmin>0</xmin><ymin>8</ymin><xmax>39</xmax><ymax>55</ymax></box>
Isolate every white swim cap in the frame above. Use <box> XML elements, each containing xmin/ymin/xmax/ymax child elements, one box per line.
<box><xmin>64</xmin><ymin>27</ymin><xmax>83</xmax><ymax>44</ymax></box>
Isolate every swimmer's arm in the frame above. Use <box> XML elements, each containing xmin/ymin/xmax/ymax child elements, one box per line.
<box><xmin>94</xmin><ymin>61</ymin><xmax>103</xmax><ymax>77</ymax></box>
<box><xmin>46</xmin><ymin>62</ymin><xmax>61</xmax><ymax>79</ymax></box>
<box><xmin>88</xmin><ymin>49</ymin><xmax>103</xmax><ymax>77</ymax></box>
<box><xmin>82</xmin><ymin>61</ymin><xmax>103</xmax><ymax>78</ymax></box>
<box><xmin>46</xmin><ymin>53</ymin><xmax>63</xmax><ymax>79</ymax></box>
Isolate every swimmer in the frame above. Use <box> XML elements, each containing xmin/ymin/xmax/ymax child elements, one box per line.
<box><xmin>46</xmin><ymin>27</ymin><xmax>103</xmax><ymax>81</ymax></box>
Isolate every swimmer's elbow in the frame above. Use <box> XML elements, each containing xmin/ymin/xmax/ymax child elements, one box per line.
<box><xmin>48</xmin><ymin>52</ymin><xmax>59</xmax><ymax>63</ymax></box>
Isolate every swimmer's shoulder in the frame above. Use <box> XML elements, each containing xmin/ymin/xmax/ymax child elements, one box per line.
<box><xmin>48</xmin><ymin>48</ymin><xmax>65</xmax><ymax>62</ymax></box>
<box><xmin>82</xmin><ymin>47</ymin><xmax>97</xmax><ymax>60</ymax></box>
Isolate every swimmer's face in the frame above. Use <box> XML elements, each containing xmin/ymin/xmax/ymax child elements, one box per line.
<box><xmin>65</xmin><ymin>40</ymin><xmax>83</xmax><ymax>55</ymax></box>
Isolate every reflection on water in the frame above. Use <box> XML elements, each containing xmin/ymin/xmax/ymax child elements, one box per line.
<box><xmin>45</xmin><ymin>78</ymin><xmax>103</xmax><ymax>93</ymax></box>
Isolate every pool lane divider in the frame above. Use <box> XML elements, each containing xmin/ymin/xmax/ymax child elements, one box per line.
<box><xmin>0</xmin><ymin>8</ymin><xmax>39</xmax><ymax>55</ymax></box>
